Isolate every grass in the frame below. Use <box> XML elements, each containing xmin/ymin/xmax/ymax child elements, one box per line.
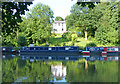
<box><xmin>39</xmin><ymin>34</ymin><xmax>116</xmax><ymax>49</ymax></box>
<box><xmin>45</xmin><ymin>34</ymin><xmax>94</xmax><ymax>48</ymax></box>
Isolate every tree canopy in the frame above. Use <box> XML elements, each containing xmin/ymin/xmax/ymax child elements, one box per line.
<box><xmin>2</xmin><ymin>2</ymin><xmax>33</xmax><ymax>46</ymax></box>
<box><xmin>19</xmin><ymin>3</ymin><xmax>54</xmax><ymax>46</ymax></box>
<box><xmin>65</xmin><ymin>2</ymin><xmax>119</xmax><ymax>45</ymax></box>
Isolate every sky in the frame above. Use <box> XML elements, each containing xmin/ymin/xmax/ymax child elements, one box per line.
<box><xmin>25</xmin><ymin>0</ymin><xmax>77</xmax><ymax>19</ymax></box>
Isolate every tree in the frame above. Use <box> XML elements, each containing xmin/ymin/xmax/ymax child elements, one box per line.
<box><xmin>55</xmin><ymin>16</ymin><xmax>64</xmax><ymax>21</ymax></box>
<box><xmin>2</xmin><ymin>2</ymin><xmax>33</xmax><ymax>46</ymax></box>
<box><xmin>66</xmin><ymin>4</ymin><xmax>92</xmax><ymax>40</ymax></box>
<box><xmin>95</xmin><ymin>2</ymin><xmax>119</xmax><ymax>45</ymax></box>
<box><xmin>19</xmin><ymin>3</ymin><xmax>54</xmax><ymax>45</ymax></box>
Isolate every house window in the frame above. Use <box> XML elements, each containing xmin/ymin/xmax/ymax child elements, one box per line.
<box><xmin>58</xmin><ymin>23</ymin><xmax>60</xmax><ymax>26</ymax></box>
<box><xmin>62</xmin><ymin>23</ymin><xmax>63</xmax><ymax>26</ymax></box>
<box><xmin>62</xmin><ymin>28</ymin><xmax>64</xmax><ymax>31</ymax></box>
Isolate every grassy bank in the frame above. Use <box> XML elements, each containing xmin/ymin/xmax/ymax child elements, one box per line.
<box><xmin>39</xmin><ymin>34</ymin><xmax>116</xmax><ymax>50</ymax></box>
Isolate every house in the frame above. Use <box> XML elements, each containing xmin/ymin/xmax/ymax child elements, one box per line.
<box><xmin>52</xmin><ymin>21</ymin><xmax>66</xmax><ymax>34</ymax></box>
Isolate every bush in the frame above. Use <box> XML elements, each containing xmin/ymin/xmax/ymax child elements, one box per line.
<box><xmin>88</xmin><ymin>36</ymin><xmax>94</xmax><ymax>41</ymax></box>
<box><xmin>86</xmin><ymin>42</ymin><xmax>97</xmax><ymax>47</ymax></box>
<box><xmin>51</xmin><ymin>33</ymin><xmax>56</xmax><ymax>37</ymax></box>
<box><xmin>17</xmin><ymin>34</ymin><xmax>28</xmax><ymax>47</ymax></box>
<box><xmin>78</xmin><ymin>46</ymin><xmax>85</xmax><ymax>50</ymax></box>
<box><xmin>71</xmin><ymin>34</ymin><xmax>78</xmax><ymax>42</ymax></box>
<box><xmin>62</xmin><ymin>32</ymin><xmax>71</xmax><ymax>41</ymax></box>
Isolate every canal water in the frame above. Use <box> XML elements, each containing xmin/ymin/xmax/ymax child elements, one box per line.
<box><xmin>1</xmin><ymin>53</ymin><xmax>119</xmax><ymax>83</ymax></box>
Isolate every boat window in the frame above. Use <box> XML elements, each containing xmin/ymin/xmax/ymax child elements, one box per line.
<box><xmin>52</xmin><ymin>47</ymin><xmax>56</xmax><ymax>50</ymax></box>
<box><xmin>59</xmin><ymin>47</ymin><xmax>65</xmax><ymax>50</ymax></box>
<box><xmin>39</xmin><ymin>47</ymin><xmax>43</xmax><ymax>50</ymax></box>
<box><xmin>3</xmin><ymin>48</ymin><xmax>6</xmax><ymax>50</ymax></box>
<box><xmin>36</xmin><ymin>47</ymin><xmax>39</xmax><ymax>50</ymax></box>
<box><xmin>107</xmin><ymin>48</ymin><xmax>113</xmax><ymax>51</ymax></box>
<box><xmin>48</xmin><ymin>48</ymin><xmax>52</xmax><ymax>50</ymax></box>
<box><xmin>43</xmin><ymin>47</ymin><xmax>48</xmax><ymax>50</ymax></box>
<box><xmin>30</xmin><ymin>47</ymin><xmax>34</xmax><ymax>50</ymax></box>
<box><xmin>65</xmin><ymin>47</ymin><xmax>69</xmax><ymax>50</ymax></box>
<box><xmin>36</xmin><ymin>57</ymin><xmax>39</xmax><ymax>59</ymax></box>
<box><xmin>114</xmin><ymin>48</ymin><xmax>118</xmax><ymax>51</ymax></box>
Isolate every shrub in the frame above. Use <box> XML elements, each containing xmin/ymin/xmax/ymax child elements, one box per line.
<box><xmin>86</xmin><ymin>42</ymin><xmax>97</xmax><ymax>47</ymax></box>
<box><xmin>51</xmin><ymin>33</ymin><xmax>56</xmax><ymax>37</ymax></box>
<box><xmin>62</xmin><ymin>32</ymin><xmax>71</xmax><ymax>41</ymax></box>
<box><xmin>88</xmin><ymin>36</ymin><xmax>94</xmax><ymax>41</ymax></box>
<box><xmin>17</xmin><ymin>34</ymin><xmax>28</xmax><ymax>47</ymax></box>
<box><xmin>78</xmin><ymin>46</ymin><xmax>85</xmax><ymax>50</ymax></box>
<box><xmin>71</xmin><ymin>34</ymin><xmax>78</xmax><ymax>42</ymax></box>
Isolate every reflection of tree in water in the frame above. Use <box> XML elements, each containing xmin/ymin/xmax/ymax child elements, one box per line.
<box><xmin>2</xmin><ymin>57</ymin><xmax>118</xmax><ymax>82</ymax></box>
<box><xmin>66</xmin><ymin>60</ymin><xmax>118</xmax><ymax>82</ymax></box>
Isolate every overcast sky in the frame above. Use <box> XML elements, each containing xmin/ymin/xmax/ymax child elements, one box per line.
<box><xmin>25</xmin><ymin>0</ymin><xmax>77</xmax><ymax>19</ymax></box>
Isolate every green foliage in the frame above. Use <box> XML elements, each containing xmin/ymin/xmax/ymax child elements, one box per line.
<box><xmin>51</xmin><ymin>33</ymin><xmax>57</xmax><ymax>37</ymax></box>
<box><xmin>95</xmin><ymin>2</ymin><xmax>119</xmax><ymax>45</ymax></box>
<box><xmin>2</xmin><ymin>57</ymin><xmax>118</xmax><ymax>82</ymax></box>
<box><xmin>78</xmin><ymin>46</ymin><xmax>84</xmax><ymax>50</ymax></box>
<box><xmin>17</xmin><ymin>33</ymin><xmax>28</xmax><ymax>47</ymax></box>
<box><xmin>86</xmin><ymin>42</ymin><xmax>97</xmax><ymax>47</ymax></box>
<box><xmin>62</xmin><ymin>32</ymin><xmax>72</xmax><ymax>41</ymax></box>
<box><xmin>19</xmin><ymin>3</ymin><xmax>54</xmax><ymax>45</ymax></box>
<box><xmin>66</xmin><ymin>2</ymin><xmax>119</xmax><ymax>45</ymax></box>
<box><xmin>2</xmin><ymin>2</ymin><xmax>33</xmax><ymax>46</ymax></box>
<box><xmin>55</xmin><ymin>16</ymin><xmax>64</xmax><ymax>21</ymax></box>
<box><xmin>71</xmin><ymin>33</ymin><xmax>78</xmax><ymax>42</ymax></box>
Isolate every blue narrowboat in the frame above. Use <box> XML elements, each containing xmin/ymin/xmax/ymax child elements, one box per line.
<box><xmin>1</xmin><ymin>47</ymin><xmax>15</xmax><ymax>52</ymax></box>
<box><xmin>20</xmin><ymin>46</ymin><xmax>80</xmax><ymax>56</ymax></box>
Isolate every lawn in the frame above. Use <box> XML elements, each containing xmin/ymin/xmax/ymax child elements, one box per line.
<box><xmin>47</xmin><ymin>34</ymin><xmax>93</xmax><ymax>48</ymax></box>
<box><xmin>39</xmin><ymin>34</ymin><xmax>116</xmax><ymax>49</ymax></box>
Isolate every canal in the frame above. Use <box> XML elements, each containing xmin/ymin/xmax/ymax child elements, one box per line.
<box><xmin>1</xmin><ymin>53</ymin><xmax>119</xmax><ymax>83</ymax></box>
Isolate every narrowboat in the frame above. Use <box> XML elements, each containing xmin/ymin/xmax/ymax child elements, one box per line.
<box><xmin>20</xmin><ymin>46</ymin><xmax>80</xmax><ymax>57</ymax></box>
<box><xmin>104</xmin><ymin>47</ymin><xmax>120</xmax><ymax>52</ymax></box>
<box><xmin>1</xmin><ymin>47</ymin><xmax>14</xmax><ymax>52</ymax></box>
<box><xmin>85</xmin><ymin>47</ymin><xmax>104</xmax><ymax>51</ymax></box>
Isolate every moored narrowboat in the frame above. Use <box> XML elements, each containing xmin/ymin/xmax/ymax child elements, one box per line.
<box><xmin>104</xmin><ymin>47</ymin><xmax>120</xmax><ymax>52</ymax></box>
<box><xmin>19</xmin><ymin>46</ymin><xmax>80</xmax><ymax>57</ymax></box>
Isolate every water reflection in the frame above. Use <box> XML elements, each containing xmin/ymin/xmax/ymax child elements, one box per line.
<box><xmin>51</xmin><ymin>63</ymin><xmax>67</xmax><ymax>82</ymax></box>
<box><xmin>2</xmin><ymin>53</ymin><xmax>119</xmax><ymax>83</ymax></box>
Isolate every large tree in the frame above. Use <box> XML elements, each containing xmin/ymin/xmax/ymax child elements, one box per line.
<box><xmin>2</xmin><ymin>2</ymin><xmax>33</xmax><ymax>46</ymax></box>
<box><xmin>19</xmin><ymin>3</ymin><xmax>54</xmax><ymax>45</ymax></box>
<box><xmin>95</xmin><ymin>2</ymin><xmax>119</xmax><ymax>45</ymax></box>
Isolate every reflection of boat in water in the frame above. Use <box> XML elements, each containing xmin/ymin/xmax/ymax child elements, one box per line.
<box><xmin>20</xmin><ymin>55</ymin><xmax>79</xmax><ymax>62</ymax></box>
<box><xmin>104</xmin><ymin>56</ymin><xmax>120</xmax><ymax>61</ymax></box>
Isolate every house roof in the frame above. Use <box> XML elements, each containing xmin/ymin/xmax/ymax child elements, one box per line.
<box><xmin>54</xmin><ymin>21</ymin><xmax>66</xmax><ymax>23</ymax></box>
